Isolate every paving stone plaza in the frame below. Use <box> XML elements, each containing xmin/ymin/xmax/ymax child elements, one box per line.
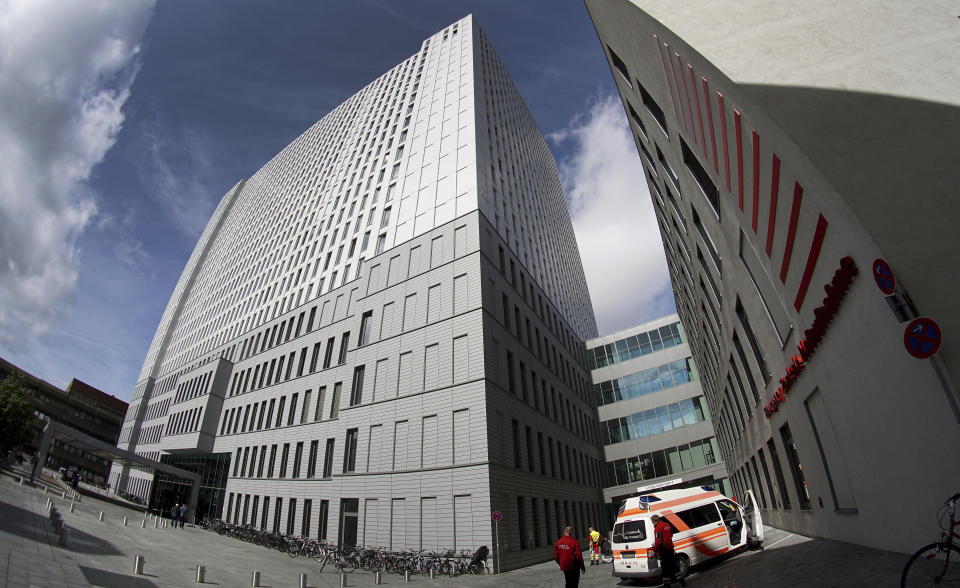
<box><xmin>0</xmin><ymin>461</ymin><xmax>909</xmax><ymax>587</ymax></box>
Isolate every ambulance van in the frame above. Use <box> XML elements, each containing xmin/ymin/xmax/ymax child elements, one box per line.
<box><xmin>610</xmin><ymin>486</ymin><xmax>763</xmax><ymax>581</ymax></box>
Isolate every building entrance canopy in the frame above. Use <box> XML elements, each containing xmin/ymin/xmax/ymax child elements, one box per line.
<box><xmin>30</xmin><ymin>419</ymin><xmax>201</xmax><ymax>522</ymax></box>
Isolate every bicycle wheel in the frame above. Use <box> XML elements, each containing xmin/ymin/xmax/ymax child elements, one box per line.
<box><xmin>901</xmin><ymin>542</ymin><xmax>960</xmax><ymax>587</ymax></box>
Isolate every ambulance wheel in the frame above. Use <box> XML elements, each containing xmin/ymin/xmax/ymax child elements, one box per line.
<box><xmin>677</xmin><ymin>554</ymin><xmax>690</xmax><ymax>579</ymax></box>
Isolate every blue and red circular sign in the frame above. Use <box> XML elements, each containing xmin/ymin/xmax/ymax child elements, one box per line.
<box><xmin>491</xmin><ymin>511</ymin><xmax>502</xmax><ymax>522</ymax></box>
<box><xmin>904</xmin><ymin>317</ymin><xmax>942</xmax><ymax>359</ymax></box>
<box><xmin>873</xmin><ymin>258</ymin><xmax>895</xmax><ymax>295</ymax></box>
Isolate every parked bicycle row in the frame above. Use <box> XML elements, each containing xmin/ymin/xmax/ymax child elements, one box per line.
<box><xmin>199</xmin><ymin>519</ymin><xmax>489</xmax><ymax>576</ymax></box>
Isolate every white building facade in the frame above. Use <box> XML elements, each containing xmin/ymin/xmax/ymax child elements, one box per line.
<box><xmin>111</xmin><ymin>16</ymin><xmax>604</xmax><ymax>570</ymax></box>
<box><xmin>586</xmin><ymin>0</ymin><xmax>960</xmax><ymax>554</ymax></box>
<box><xmin>587</xmin><ymin>315</ymin><xmax>729</xmax><ymax>523</ymax></box>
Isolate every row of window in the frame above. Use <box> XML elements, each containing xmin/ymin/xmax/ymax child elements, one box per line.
<box><xmin>602</xmin><ymin>395</ymin><xmax>710</xmax><ymax>445</ymax></box>
<box><xmin>165</xmin><ymin>406</ymin><xmax>203</xmax><ymax>436</ymax></box>
<box><xmin>174</xmin><ymin>369</ymin><xmax>212</xmax><ymax>404</ymax></box>
<box><xmin>593</xmin><ymin>358</ymin><xmax>697</xmax><ymax>406</ymax></box>
<box><xmin>587</xmin><ymin>322</ymin><xmax>685</xmax><ymax>370</ymax></box>
<box><xmin>605</xmin><ymin>436</ymin><xmax>721</xmax><ymax>488</ymax></box>
<box><xmin>509</xmin><ymin>417</ymin><xmax>601</xmax><ymax>488</ymax></box>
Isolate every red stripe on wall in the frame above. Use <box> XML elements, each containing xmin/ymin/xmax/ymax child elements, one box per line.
<box><xmin>702</xmin><ymin>77</ymin><xmax>718</xmax><ymax>174</ymax></box>
<box><xmin>735</xmin><ymin>110</ymin><xmax>744</xmax><ymax>211</ymax></box>
<box><xmin>689</xmin><ymin>65</ymin><xmax>707</xmax><ymax>157</ymax></box>
<box><xmin>670</xmin><ymin>50</ymin><xmax>688</xmax><ymax>131</ymax></box>
<box><xmin>752</xmin><ymin>131</ymin><xmax>760</xmax><ymax>233</ymax></box>
<box><xmin>678</xmin><ymin>53</ymin><xmax>696</xmax><ymax>138</ymax></box>
<box><xmin>780</xmin><ymin>182</ymin><xmax>804</xmax><ymax>283</ymax></box>
<box><xmin>656</xmin><ymin>37</ymin><xmax>682</xmax><ymax>122</ymax></box>
<box><xmin>765</xmin><ymin>154</ymin><xmax>781</xmax><ymax>256</ymax></box>
<box><xmin>718</xmin><ymin>93</ymin><xmax>730</xmax><ymax>191</ymax></box>
<box><xmin>794</xmin><ymin>214</ymin><xmax>829</xmax><ymax>311</ymax></box>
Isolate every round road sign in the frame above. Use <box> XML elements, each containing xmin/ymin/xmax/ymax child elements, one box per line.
<box><xmin>872</xmin><ymin>258</ymin><xmax>895</xmax><ymax>295</ymax></box>
<box><xmin>904</xmin><ymin>317</ymin><xmax>942</xmax><ymax>359</ymax></box>
<box><xmin>491</xmin><ymin>511</ymin><xmax>502</xmax><ymax>522</ymax></box>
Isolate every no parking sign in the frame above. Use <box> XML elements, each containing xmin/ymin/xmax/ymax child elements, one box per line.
<box><xmin>904</xmin><ymin>317</ymin><xmax>942</xmax><ymax>359</ymax></box>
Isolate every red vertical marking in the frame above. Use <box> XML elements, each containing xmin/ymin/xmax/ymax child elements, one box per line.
<box><xmin>734</xmin><ymin>110</ymin><xmax>744</xmax><ymax>211</ymax></box>
<box><xmin>794</xmin><ymin>214</ymin><xmax>829</xmax><ymax>311</ymax></box>
<box><xmin>688</xmin><ymin>65</ymin><xmax>707</xmax><ymax>156</ymax></box>
<box><xmin>718</xmin><ymin>93</ymin><xmax>730</xmax><ymax>191</ymax></box>
<box><xmin>677</xmin><ymin>53</ymin><xmax>695</xmax><ymax>136</ymax></box>
<box><xmin>702</xmin><ymin>77</ymin><xmax>718</xmax><ymax>174</ymax></box>
<box><xmin>780</xmin><ymin>182</ymin><xmax>804</xmax><ymax>283</ymax></box>
<box><xmin>751</xmin><ymin>131</ymin><xmax>760</xmax><ymax>232</ymax></box>
<box><xmin>765</xmin><ymin>154</ymin><xmax>781</xmax><ymax>256</ymax></box>
<box><xmin>668</xmin><ymin>49</ymin><xmax>687</xmax><ymax>131</ymax></box>
<box><xmin>656</xmin><ymin>36</ymin><xmax>682</xmax><ymax>122</ymax></box>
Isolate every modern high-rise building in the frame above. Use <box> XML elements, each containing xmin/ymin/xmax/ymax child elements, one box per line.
<box><xmin>586</xmin><ymin>0</ymin><xmax>960</xmax><ymax>554</ymax></box>
<box><xmin>111</xmin><ymin>15</ymin><xmax>604</xmax><ymax>570</ymax></box>
<box><xmin>586</xmin><ymin>315</ymin><xmax>729</xmax><ymax>524</ymax></box>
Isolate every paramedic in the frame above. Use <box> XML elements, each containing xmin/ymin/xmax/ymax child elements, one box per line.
<box><xmin>652</xmin><ymin>514</ymin><xmax>684</xmax><ymax>586</ymax></box>
<box><xmin>554</xmin><ymin>526</ymin><xmax>586</xmax><ymax>587</ymax></box>
<box><xmin>588</xmin><ymin>527</ymin><xmax>603</xmax><ymax>565</ymax></box>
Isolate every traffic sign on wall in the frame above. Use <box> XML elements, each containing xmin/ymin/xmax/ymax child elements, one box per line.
<box><xmin>904</xmin><ymin>317</ymin><xmax>942</xmax><ymax>359</ymax></box>
<box><xmin>872</xmin><ymin>258</ymin><xmax>896</xmax><ymax>295</ymax></box>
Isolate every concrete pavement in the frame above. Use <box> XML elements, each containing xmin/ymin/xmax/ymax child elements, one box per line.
<box><xmin>0</xmin><ymin>463</ymin><xmax>911</xmax><ymax>587</ymax></box>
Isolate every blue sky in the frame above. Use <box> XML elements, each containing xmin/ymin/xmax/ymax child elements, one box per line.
<box><xmin>0</xmin><ymin>0</ymin><xmax>674</xmax><ymax>402</ymax></box>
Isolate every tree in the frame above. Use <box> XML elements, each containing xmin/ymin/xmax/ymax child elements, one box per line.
<box><xmin>0</xmin><ymin>370</ymin><xmax>35</xmax><ymax>452</ymax></box>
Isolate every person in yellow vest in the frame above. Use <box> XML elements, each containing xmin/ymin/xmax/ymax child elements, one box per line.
<box><xmin>588</xmin><ymin>526</ymin><xmax>604</xmax><ymax>565</ymax></box>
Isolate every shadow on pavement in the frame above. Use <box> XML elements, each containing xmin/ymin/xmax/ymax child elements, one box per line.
<box><xmin>0</xmin><ymin>501</ymin><xmax>121</xmax><ymax>556</ymax></box>
<box><xmin>80</xmin><ymin>566</ymin><xmax>159</xmax><ymax>587</ymax></box>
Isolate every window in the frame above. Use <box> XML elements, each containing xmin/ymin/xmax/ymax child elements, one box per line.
<box><xmin>681</xmin><ymin>138</ymin><xmax>720</xmax><ymax>218</ymax></box>
<box><xmin>302</xmin><ymin>499</ymin><xmax>312</xmax><ymax>537</ymax></box>
<box><xmin>512</xmin><ymin>419</ymin><xmax>521</xmax><ymax>468</ymax></box>
<box><xmin>323</xmin><ymin>337</ymin><xmax>335</xmax><ymax>369</ymax></box>
<box><xmin>779</xmin><ymin>424</ymin><xmax>812</xmax><ymax>510</ymax></box>
<box><xmin>267</xmin><ymin>445</ymin><xmax>277</xmax><ymax>477</ymax></box>
<box><xmin>307</xmin><ymin>440</ymin><xmax>319</xmax><ymax>478</ymax></box>
<box><xmin>358</xmin><ymin>311</ymin><xmax>373</xmax><ymax>346</ymax></box>
<box><xmin>736</xmin><ymin>299</ymin><xmax>771</xmax><ymax>385</ymax></box>
<box><xmin>286</xmin><ymin>498</ymin><xmax>297</xmax><ymax>536</ymax></box>
<box><xmin>350</xmin><ymin>365</ymin><xmax>365</xmax><ymax>406</ymax></box>
<box><xmin>638</xmin><ymin>81</ymin><xmax>668</xmax><ymax>134</ymax></box>
<box><xmin>292</xmin><ymin>442</ymin><xmax>304</xmax><ymax>478</ymax></box>
<box><xmin>287</xmin><ymin>393</ymin><xmax>299</xmax><ymax>426</ymax></box>
<box><xmin>343</xmin><ymin>428</ymin><xmax>359</xmax><ymax>472</ymax></box>
<box><xmin>767</xmin><ymin>439</ymin><xmax>792</xmax><ymax>510</ymax></box>
<box><xmin>330</xmin><ymin>382</ymin><xmax>341</xmax><ymax>419</ymax></box>
<box><xmin>375</xmin><ymin>233</ymin><xmax>386</xmax><ymax>254</ymax></box>
<box><xmin>279</xmin><ymin>443</ymin><xmax>290</xmax><ymax>478</ymax></box>
<box><xmin>338</xmin><ymin>332</ymin><xmax>350</xmax><ymax>364</ymax></box>
<box><xmin>606</xmin><ymin>45</ymin><xmax>631</xmax><ymax>86</ymax></box>
<box><xmin>322</xmin><ymin>438</ymin><xmax>335</xmax><ymax>478</ymax></box>
<box><xmin>380</xmin><ymin>206</ymin><xmax>392</xmax><ymax>228</ymax></box>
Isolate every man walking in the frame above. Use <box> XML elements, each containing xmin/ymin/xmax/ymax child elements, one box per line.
<box><xmin>652</xmin><ymin>514</ymin><xmax>684</xmax><ymax>586</ymax></box>
<box><xmin>553</xmin><ymin>526</ymin><xmax>586</xmax><ymax>588</ymax></box>
<box><xmin>178</xmin><ymin>504</ymin><xmax>187</xmax><ymax>528</ymax></box>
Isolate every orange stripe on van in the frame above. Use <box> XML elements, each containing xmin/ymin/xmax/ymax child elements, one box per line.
<box><xmin>673</xmin><ymin>527</ymin><xmax>727</xmax><ymax>549</ymax></box>
<box><xmin>619</xmin><ymin>491</ymin><xmax>722</xmax><ymax>518</ymax></box>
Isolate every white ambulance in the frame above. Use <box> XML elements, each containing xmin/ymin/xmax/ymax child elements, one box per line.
<box><xmin>610</xmin><ymin>486</ymin><xmax>763</xmax><ymax>581</ymax></box>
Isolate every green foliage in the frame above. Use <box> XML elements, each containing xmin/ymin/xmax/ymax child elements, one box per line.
<box><xmin>0</xmin><ymin>370</ymin><xmax>35</xmax><ymax>452</ymax></box>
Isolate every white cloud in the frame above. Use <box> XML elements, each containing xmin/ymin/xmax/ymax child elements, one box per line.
<box><xmin>553</xmin><ymin>94</ymin><xmax>676</xmax><ymax>335</ymax></box>
<box><xmin>0</xmin><ymin>0</ymin><xmax>155</xmax><ymax>348</ymax></box>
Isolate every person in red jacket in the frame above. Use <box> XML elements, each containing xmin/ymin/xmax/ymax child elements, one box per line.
<box><xmin>553</xmin><ymin>526</ymin><xmax>586</xmax><ymax>587</ymax></box>
<box><xmin>652</xmin><ymin>514</ymin><xmax>684</xmax><ymax>586</ymax></box>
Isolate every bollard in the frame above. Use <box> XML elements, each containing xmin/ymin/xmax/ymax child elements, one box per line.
<box><xmin>251</xmin><ymin>570</ymin><xmax>261</xmax><ymax>587</ymax></box>
<box><xmin>123</xmin><ymin>516</ymin><xmax>128</xmax><ymax>526</ymax></box>
<box><xmin>374</xmin><ymin>571</ymin><xmax>382</xmax><ymax>585</ymax></box>
<box><xmin>196</xmin><ymin>565</ymin><xmax>206</xmax><ymax>583</ymax></box>
<box><xmin>18</xmin><ymin>476</ymin><xmax>22</xmax><ymax>485</ymax></box>
<box><xmin>141</xmin><ymin>519</ymin><xmax>146</xmax><ymax>528</ymax></box>
<box><xmin>299</xmin><ymin>573</ymin><xmax>307</xmax><ymax>588</ymax></box>
<box><xmin>59</xmin><ymin>528</ymin><xmax>70</xmax><ymax>546</ymax></box>
<box><xmin>62</xmin><ymin>490</ymin><xmax>66</xmax><ymax>499</ymax></box>
<box><xmin>69</xmin><ymin>502</ymin><xmax>75</xmax><ymax>513</ymax></box>
<box><xmin>340</xmin><ymin>570</ymin><xmax>348</xmax><ymax>587</ymax></box>
<box><xmin>404</xmin><ymin>570</ymin><xmax>411</xmax><ymax>583</ymax></box>
<box><xmin>44</xmin><ymin>485</ymin><xmax>49</xmax><ymax>494</ymax></box>
<box><xmin>98</xmin><ymin>511</ymin><xmax>104</xmax><ymax>522</ymax></box>
<box><xmin>154</xmin><ymin>518</ymin><xmax>159</xmax><ymax>529</ymax></box>
<box><xmin>430</xmin><ymin>568</ymin><xmax>436</xmax><ymax>580</ymax></box>
<box><xmin>134</xmin><ymin>555</ymin><xmax>145</xmax><ymax>575</ymax></box>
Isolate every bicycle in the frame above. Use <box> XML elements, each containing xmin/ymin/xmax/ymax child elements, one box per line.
<box><xmin>901</xmin><ymin>491</ymin><xmax>960</xmax><ymax>587</ymax></box>
<box><xmin>599</xmin><ymin>538</ymin><xmax>614</xmax><ymax>565</ymax></box>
